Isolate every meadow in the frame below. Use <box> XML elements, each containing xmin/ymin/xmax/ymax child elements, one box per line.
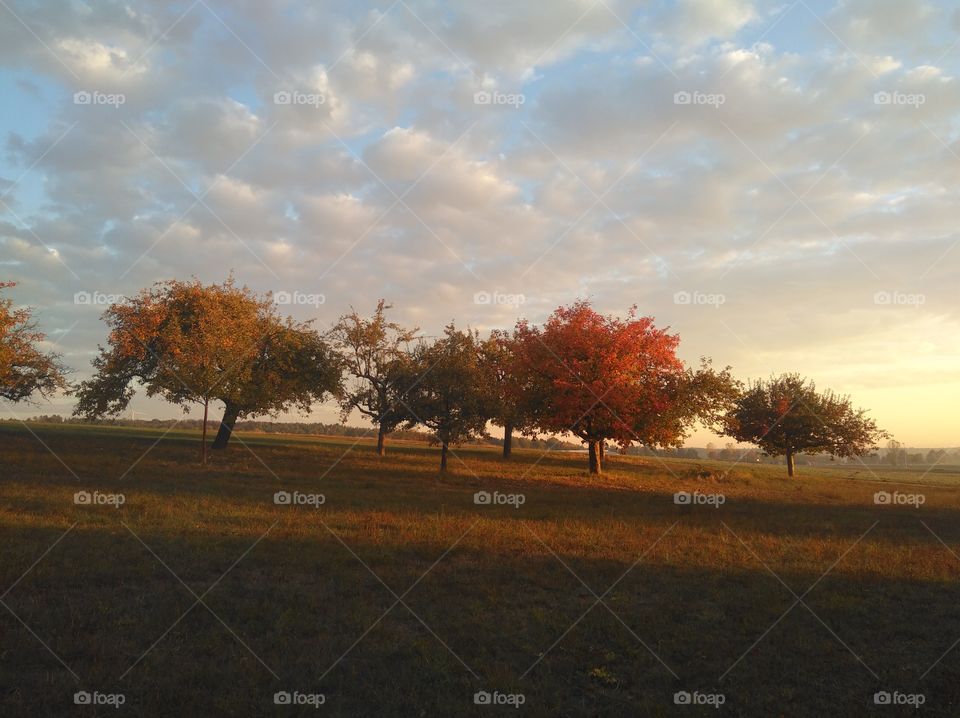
<box><xmin>1</xmin><ymin>422</ymin><xmax>958</xmax><ymax>716</ymax></box>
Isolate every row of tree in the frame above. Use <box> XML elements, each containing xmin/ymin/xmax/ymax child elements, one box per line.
<box><xmin>883</xmin><ymin>442</ymin><xmax>949</xmax><ymax>467</ymax></box>
<box><xmin>1</xmin><ymin>279</ymin><xmax>888</xmax><ymax>475</ymax></box>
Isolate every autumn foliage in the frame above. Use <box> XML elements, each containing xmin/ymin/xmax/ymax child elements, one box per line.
<box><xmin>74</xmin><ymin>279</ymin><xmax>341</xmax><ymax>463</ymax></box>
<box><xmin>513</xmin><ymin>300</ymin><xmax>735</xmax><ymax>474</ymax></box>
<box><xmin>0</xmin><ymin>282</ymin><xmax>67</xmax><ymax>402</ymax></box>
<box><xmin>48</xmin><ymin>280</ymin><xmax>885</xmax><ymax>477</ymax></box>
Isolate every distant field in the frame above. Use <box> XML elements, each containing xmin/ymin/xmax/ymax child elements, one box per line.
<box><xmin>672</xmin><ymin>456</ymin><xmax>960</xmax><ymax>489</ymax></box>
<box><xmin>1</xmin><ymin>422</ymin><xmax>959</xmax><ymax>716</ymax></box>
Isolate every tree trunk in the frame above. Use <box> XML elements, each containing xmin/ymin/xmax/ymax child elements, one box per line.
<box><xmin>440</xmin><ymin>441</ymin><xmax>449</xmax><ymax>473</ymax></box>
<box><xmin>376</xmin><ymin>423</ymin><xmax>387</xmax><ymax>456</ymax></box>
<box><xmin>786</xmin><ymin>450</ymin><xmax>796</xmax><ymax>477</ymax></box>
<box><xmin>201</xmin><ymin>398</ymin><xmax>209</xmax><ymax>465</ymax></box>
<box><xmin>502</xmin><ymin>421</ymin><xmax>513</xmax><ymax>460</ymax></box>
<box><xmin>211</xmin><ymin>402</ymin><xmax>241</xmax><ymax>450</ymax></box>
<box><xmin>599</xmin><ymin>440</ymin><xmax>605</xmax><ymax>463</ymax></box>
<box><xmin>588</xmin><ymin>440</ymin><xmax>602</xmax><ymax>475</ymax></box>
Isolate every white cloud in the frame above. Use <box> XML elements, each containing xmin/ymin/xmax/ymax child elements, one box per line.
<box><xmin>660</xmin><ymin>0</ymin><xmax>758</xmax><ymax>47</ymax></box>
<box><xmin>1</xmin><ymin>0</ymin><xmax>959</xmax><ymax>444</ymax></box>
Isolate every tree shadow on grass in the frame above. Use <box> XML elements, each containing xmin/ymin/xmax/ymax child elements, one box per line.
<box><xmin>1</xmin><ymin>522</ymin><xmax>959</xmax><ymax>717</ymax></box>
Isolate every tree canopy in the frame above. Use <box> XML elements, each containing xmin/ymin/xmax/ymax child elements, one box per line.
<box><xmin>479</xmin><ymin>329</ymin><xmax>534</xmax><ymax>459</ymax></box>
<box><xmin>514</xmin><ymin>300</ymin><xmax>737</xmax><ymax>474</ymax></box>
<box><xmin>0</xmin><ymin>282</ymin><xmax>68</xmax><ymax>403</ymax></box>
<box><xmin>402</xmin><ymin>324</ymin><xmax>494</xmax><ymax>472</ymax></box>
<box><xmin>74</xmin><ymin>278</ymin><xmax>341</xmax><ymax>462</ymax></box>
<box><xmin>328</xmin><ymin>300</ymin><xmax>417</xmax><ymax>455</ymax></box>
<box><xmin>721</xmin><ymin>373</ymin><xmax>887</xmax><ymax>476</ymax></box>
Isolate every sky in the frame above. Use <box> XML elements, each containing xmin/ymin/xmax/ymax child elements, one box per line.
<box><xmin>1</xmin><ymin>0</ymin><xmax>958</xmax><ymax>447</ymax></box>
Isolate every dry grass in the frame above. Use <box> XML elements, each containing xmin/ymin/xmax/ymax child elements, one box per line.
<box><xmin>1</xmin><ymin>422</ymin><xmax>958</xmax><ymax>716</ymax></box>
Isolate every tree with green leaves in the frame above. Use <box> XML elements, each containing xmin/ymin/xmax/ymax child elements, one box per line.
<box><xmin>721</xmin><ymin>373</ymin><xmax>886</xmax><ymax>477</ymax></box>
<box><xmin>210</xmin><ymin>319</ymin><xmax>343</xmax><ymax>450</ymax></box>
<box><xmin>647</xmin><ymin>358</ymin><xmax>742</xmax><ymax>449</ymax></box>
<box><xmin>75</xmin><ymin>279</ymin><xmax>340</xmax><ymax>463</ymax></box>
<box><xmin>403</xmin><ymin>324</ymin><xmax>494</xmax><ymax>473</ymax></box>
<box><xmin>479</xmin><ymin>329</ymin><xmax>534</xmax><ymax>460</ymax></box>
<box><xmin>0</xmin><ymin>282</ymin><xmax>68</xmax><ymax>403</ymax></box>
<box><xmin>329</xmin><ymin>300</ymin><xmax>418</xmax><ymax>456</ymax></box>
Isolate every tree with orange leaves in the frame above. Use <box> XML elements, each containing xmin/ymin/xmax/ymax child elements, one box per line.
<box><xmin>0</xmin><ymin>282</ymin><xmax>68</xmax><ymax>403</ymax></box>
<box><xmin>74</xmin><ymin>279</ymin><xmax>341</xmax><ymax>464</ymax></box>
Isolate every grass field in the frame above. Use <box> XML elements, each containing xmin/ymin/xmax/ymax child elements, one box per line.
<box><xmin>1</xmin><ymin>422</ymin><xmax>959</xmax><ymax>716</ymax></box>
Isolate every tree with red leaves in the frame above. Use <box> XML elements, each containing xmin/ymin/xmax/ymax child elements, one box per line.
<box><xmin>515</xmin><ymin>300</ymin><xmax>738</xmax><ymax>474</ymax></box>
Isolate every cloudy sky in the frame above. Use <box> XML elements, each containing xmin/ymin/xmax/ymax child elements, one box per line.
<box><xmin>1</xmin><ymin>0</ymin><xmax>958</xmax><ymax>447</ymax></box>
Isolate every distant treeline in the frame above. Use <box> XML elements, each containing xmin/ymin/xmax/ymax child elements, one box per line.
<box><xmin>9</xmin><ymin>415</ymin><xmax>581</xmax><ymax>451</ymax></box>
